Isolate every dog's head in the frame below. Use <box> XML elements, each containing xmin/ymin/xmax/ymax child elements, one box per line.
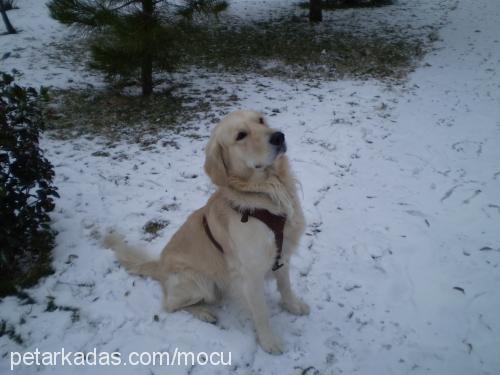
<box><xmin>204</xmin><ymin>110</ymin><xmax>287</xmax><ymax>186</ymax></box>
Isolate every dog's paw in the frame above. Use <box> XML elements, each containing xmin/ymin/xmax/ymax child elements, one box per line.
<box><xmin>282</xmin><ymin>297</ymin><xmax>310</xmax><ymax>316</ymax></box>
<box><xmin>258</xmin><ymin>333</ymin><xmax>284</xmax><ymax>355</ymax></box>
<box><xmin>185</xmin><ymin>305</ymin><xmax>218</xmax><ymax>324</ymax></box>
<box><xmin>196</xmin><ymin>310</ymin><xmax>218</xmax><ymax>324</ymax></box>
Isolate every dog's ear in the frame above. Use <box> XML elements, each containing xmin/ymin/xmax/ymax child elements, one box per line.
<box><xmin>204</xmin><ymin>135</ymin><xmax>228</xmax><ymax>186</ymax></box>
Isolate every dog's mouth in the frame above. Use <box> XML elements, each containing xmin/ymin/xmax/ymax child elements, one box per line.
<box><xmin>254</xmin><ymin>144</ymin><xmax>286</xmax><ymax>170</ymax></box>
<box><xmin>272</xmin><ymin>142</ymin><xmax>287</xmax><ymax>160</ymax></box>
<box><xmin>276</xmin><ymin>142</ymin><xmax>287</xmax><ymax>155</ymax></box>
<box><xmin>273</xmin><ymin>142</ymin><xmax>287</xmax><ymax>161</ymax></box>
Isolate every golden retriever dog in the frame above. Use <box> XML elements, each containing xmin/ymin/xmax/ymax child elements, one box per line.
<box><xmin>104</xmin><ymin>110</ymin><xmax>309</xmax><ymax>354</ymax></box>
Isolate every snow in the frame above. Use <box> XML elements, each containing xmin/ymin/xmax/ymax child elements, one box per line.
<box><xmin>1</xmin><ymin>0</ymin><xmax>500</xmax><ymax>374</ymax></box>
<box><xmin>0</xmin><ymin>0</ymin><xmax>100</xmax><ymax>88</ymax></box>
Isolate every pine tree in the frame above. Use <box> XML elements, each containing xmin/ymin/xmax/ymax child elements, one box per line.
<box><xmin>48</xmin><ymin>0</ymin><xmax>227</xmax><ymax>96</ymax></box>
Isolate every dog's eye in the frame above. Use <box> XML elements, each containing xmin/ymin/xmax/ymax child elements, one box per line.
<box><xmin>259</xmin><ymin>117</ymin><xmax>264</xmax><ymax>124</ymax></box>
<box><xmin>236</xmin><ymin>131</ymin><xmax>247</xmax><ymax>141</ymax></box>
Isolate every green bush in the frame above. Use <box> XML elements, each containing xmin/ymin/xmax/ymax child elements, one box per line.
<box><xmin>0</xmin><ymin>72</ymin><xmax>58</xmax><ymax>297</ymax></box>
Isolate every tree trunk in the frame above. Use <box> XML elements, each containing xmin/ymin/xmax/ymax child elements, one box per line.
<box><xmin>0</xmin><ymin>0</ymin><xmax>17</xmax><ymax>34</ymax></box>
<box><xmin>141</xmin><ymin>0</ymin><xmax>154</xmax><ymax>96</ymax></box>
<box><xmin>309</xmin><ymin>0</ymin><xmax>322</xmax><ymax>23</ymax></box>
<box><xmin>141</xmin><ymin>57</ymin><xmax>153</xmax><ymax>96</ymax></box>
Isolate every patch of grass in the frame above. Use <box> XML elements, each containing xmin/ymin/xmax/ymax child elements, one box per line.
<box><xmin>161</xmin><ymin>203</ymin><xmax>180</xmax><ymax>212</ymax></box>
<box><xmin>53</xmin><ymin>13</ymin><xmax>425</xmax><ymax>87</ymax></box>
<box><xmin>46</xmin><ymin>13</ymin><xmax>426</xmax><ymax>140</ymax></box>
<box><xmin>0</xmin><ymin>320</ymin><xmax>24</xmax><ymax>345</ymax></box>
<box><xmin>43</xmin><ymin>85</ymin><xmax>225</xmax><ymax>141</ymax></box>
<box><xmin>45</xmin><ymin>296</ymin><xmax>80</xmax><ymax>323</ymax></box>
<box><xmin>298</xmin><ymin>0</ymin><xmax>393</xmax><ymax>11</ymax></box>
<box><xmin>13</xmin><ymin>290</ymin><xmax>36</xmax><ymax>305</ymax></box>
<box><xmin>177</xmin><ymin>17</ymin><xmax>424</xmax><ymax>80</ymax></box>
<box><xmin>143</xmin><ymin>219</ymin><xmax>170</xmax><ymax>240</ymax></box>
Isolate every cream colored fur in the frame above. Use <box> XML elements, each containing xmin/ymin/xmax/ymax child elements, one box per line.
<box><xmin>104</xmin><ymin>110</ymin><xmax>309</xmax><ymax>354</ymax></box>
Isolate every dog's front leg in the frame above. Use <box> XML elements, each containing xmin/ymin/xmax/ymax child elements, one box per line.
<box><xmin>241</xmin><ymin>272</ymin><xmax>284</xmax><ymax>354</ymax></box>
<box><xmin>275</xmin><ymin>264</ymin><xmax>310</xmax><ymax>316</ymax></box>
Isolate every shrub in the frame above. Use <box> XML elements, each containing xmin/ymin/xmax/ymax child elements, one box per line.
<box><xmin>0</xmin><ymin>72</ymin><xmax>58</xmax><ymax>297</ymax></box>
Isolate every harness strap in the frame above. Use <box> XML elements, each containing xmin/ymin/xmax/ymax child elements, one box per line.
<box><xmin>239</xmin><ymin>207</ymin><xmax>286</xmax><ymax>271</ymax></box>
<box><xmin>202</xmin><ymin>215</ymin><xmax>224</xmax><ymax>253</ymax></box>
<box><xmin>203</xmin><ymin>208</ymin><xmax>287</xmax><ymax>272</ymax></box>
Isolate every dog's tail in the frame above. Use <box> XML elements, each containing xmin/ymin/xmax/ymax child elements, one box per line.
<box><xmin>103</xmin><ymin>232</ymin><xmax>162</xmax><ymax>280</ymax></box>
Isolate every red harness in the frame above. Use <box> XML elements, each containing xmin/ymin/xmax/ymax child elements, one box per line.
<box><xmin>202</xmin><ymin>207</ymin><xmax>287</xmax><ymax>271</ymax></box>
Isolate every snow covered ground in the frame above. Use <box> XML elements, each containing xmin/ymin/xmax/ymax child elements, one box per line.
<box><xmin>1</xmin><ymin>0</ymin><xmax>499</xmax><ymax>374</ymax></box>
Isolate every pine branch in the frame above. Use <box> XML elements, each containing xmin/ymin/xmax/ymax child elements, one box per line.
<box><xmin>177</xmin><ymin>0</ymin><xmax>228</xmax><ymax>19</ymax></box>
<box><xmin>109</xmin><ymin>0</ymin><xmax>139</xmax><ymax>11</ymax></box>
<box><xmin>48</xmin><ymin>0</ymin><xmax>111</xmax><ymax>27</ymax></box>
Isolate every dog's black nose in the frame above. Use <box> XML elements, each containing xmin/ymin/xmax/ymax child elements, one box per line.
<box><xmin>270</xmin><ymin>131</ymin><xmax>285</xmax><ymax>146</ymax></box>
